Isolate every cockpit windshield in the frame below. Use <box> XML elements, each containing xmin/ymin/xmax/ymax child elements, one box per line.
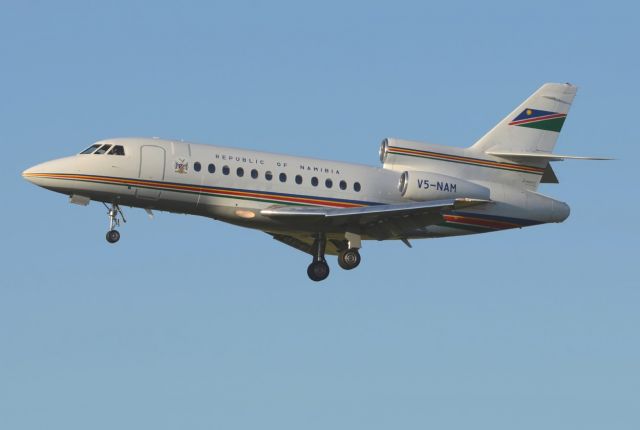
<box><xmin>94</xmin><ymin>144</ymin><xmax>112</xmax><ymax>155</ymax></box>
<box><xmin>108</xmin><ymin>145</ymin><xmax>125</xmax><ymax>155</ymax></box>
<box><xmin>79</xmin><ymin>143</ymin><xmax>126</xmax><ymax>156</ymax></box>
<box><xmin>80</xmin><ymin>144</ymin><xmax>101</xmax><ymax>154</ymax></box>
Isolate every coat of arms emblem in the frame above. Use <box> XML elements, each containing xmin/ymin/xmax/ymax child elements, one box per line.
<box><xmin>174</xmin><ymin>158</ymin><xmax>188</xmax><ymax>174</ymax></box>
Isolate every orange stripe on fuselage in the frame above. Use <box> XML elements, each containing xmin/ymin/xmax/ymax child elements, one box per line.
<box><xmin>23</xmin><ymin>173</ymin><xmax>365</xmax><ymax>208</ymax></box>
<box><xmin>387</xmin><ymin>146</ymin><xmax>545</xmax><ymax>174</ymax></box>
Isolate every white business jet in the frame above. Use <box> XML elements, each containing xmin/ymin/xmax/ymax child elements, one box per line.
<box><xmin>23</xmin><ymin>83</ymin><xmax>607</xmax><ymax>281</ymax></box>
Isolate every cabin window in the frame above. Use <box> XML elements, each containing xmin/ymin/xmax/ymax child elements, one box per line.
<box><xmin>251</xmin><ymin>169</ymin><xmax>258</xmax><ymax>179</ymax></box>
<box><xmin>94</xmin><ymin>144</ymin><xmax>112</xmax><ymax>155</ymax></box>
<box><xmin>265</xmin><ymin>171</ymin><xmax>273</xmax><ymax>181</ymax></box>
<box><xmin>325</xmin><ymin>178</ymin><xmax>333</xmax><ymax>188</ymax></box>
<box><xmin>194</xmin><ymin>162</ymin><xmax>201</xmax><ymax>172</ymax></box>
<box><xmin>311</xmin><ymin>177</ymin><xmax>318</xmax><ymax>187</ymax></box>
<box><xmin>237</xmin><ymin>167</ymin><xmax>244</xmax><ymax>177</ymax></box>
<box><xmin>108</xmin><ymin>145</ymin><xmax>125</xmax><ymax>156</ymax></box>
<box><xmin>295</xmin><ymin>174</ymin><xmax>303</xmax><ymax>185</ymax></box>
<box><xmin>80</xmin><ymin>144</ymin><xmax>102</xmax><ymax>154</ymax></box>
<box><xmin>208</xmin><ymin>163</ymin><xmax>215</xmax><ymax>173</ymax></box>
<box><xmin>279</xmin><ymin>173</ymin><xmax>287</xmax><ymax>182</ymax></box>
<box><xmin>339</xmin><ymin>180</ymin><xmax>347</xmax><ymax>190</ymax></box>
<box><xmin>223</xmin><ymin>165</ymin><xmax>230</xmax><ymax>175</ymax></box>
<box><xmin>354</xmin><ymin>182</ymin><xmax>361</xmax><ymax>192</ymax></box>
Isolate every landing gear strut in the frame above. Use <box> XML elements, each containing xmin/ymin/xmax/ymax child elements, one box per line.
<box><xmin>104</xmin><ymin>202</ymin><xmax>125</xmax><ymax>244</ymax></box>
<box><xmin>307</xmin><ymin>233</ymin><xmax>330</xmax><ymax>282</ymax></box>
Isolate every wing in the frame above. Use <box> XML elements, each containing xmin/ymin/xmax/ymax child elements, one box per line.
<box><xmin>262</xmin><ymin>198</ymin><xmax>490</xmax><ymax>241</ymax></box>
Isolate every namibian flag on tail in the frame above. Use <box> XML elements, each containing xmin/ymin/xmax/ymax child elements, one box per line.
<box><xmin>471</xmin><ymin>83</ymin><xmax>577</xmax><ymax>180</ymax></box>
<box><xmin>508</xmin><ymin>108</ymin><xmax>567</xmax><ymax>132</ymax></box>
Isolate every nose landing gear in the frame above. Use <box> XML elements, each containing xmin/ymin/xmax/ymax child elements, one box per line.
<box><xmin>104</xmin><ymin>202</ymin><xmax>125</xmax><ymax>244</ymax></box>
<box><xmin>106</xmin><ymin>229</ymin><xmax>120</xmax><ymax>243</ymax></box>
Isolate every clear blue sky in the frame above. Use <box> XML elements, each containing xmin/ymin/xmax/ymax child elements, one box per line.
<box><xmin>1</xmin><ymin>1</ymin><xmax>637</xmax><ymax>429</ymax></box>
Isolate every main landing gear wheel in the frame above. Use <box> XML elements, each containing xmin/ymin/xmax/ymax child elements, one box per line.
<box><xmin>307</xmin><ymin>233</ymin><xmax>330</xmax><ymax>282</ymax></box>
<box><xmin>338</xmin><ymin>248</ymin><xmax>361</xmax><ymax>270</ymax></box>
<box><xmin>106</xmin><ymin>229</ymin><xmax>120</xmax><ymax>243</ymax></box>
<box><xmin>307</xmin><ymin>260</ymin><xmax>330</xmax><ymax>282</ymax></box>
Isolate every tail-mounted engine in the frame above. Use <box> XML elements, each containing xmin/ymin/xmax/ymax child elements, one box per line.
<box><xmin>398</xmin><ymin>170</ymin><xmax>490</xmax><ymax>202</ymax></box>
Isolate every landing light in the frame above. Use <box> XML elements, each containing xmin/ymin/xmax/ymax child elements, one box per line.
<box><xmin>235</xmin><ymin>209</ymin><xmax>256</xmax><ymax>219</ymax></box>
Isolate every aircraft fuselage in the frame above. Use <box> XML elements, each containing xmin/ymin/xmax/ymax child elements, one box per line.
<box><xmin>23</xmin><ymin>137</ymin><xmax>568</xmax><ymax>240</ymax></box>
<box><xmin>24</xmin><ymin>83</ymin><xmax>592</xmax><ymax>281</ymax></box>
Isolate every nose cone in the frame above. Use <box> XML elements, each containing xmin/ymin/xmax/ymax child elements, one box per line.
<box><xmin>22</xmin><ymin>158</ymin><xmax>72</xmax><ymax>188</ymax></box>
<box><xmin>22</xmin><ymin>163</ymin><xmax>46</xmax><ymax>186</ymax></box>
<box><xmin>553</xmin><ymin>200</ymin><xmax>571</xmax><ymax>223</ymax></box>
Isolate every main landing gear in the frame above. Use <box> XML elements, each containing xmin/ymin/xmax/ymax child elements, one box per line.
<box><xmin>104</xmin><ymin>202</ymin><xmax>126</xmax><ymax>244</ymax></box>
<box><xmin>307</xmin><ymin>234</ymin><xmax>330</xmax><ymax>282</ymax></box>
<box><xmin>338</xmin><ymin>248</ymin><xmax>361</xmax><ymax>270</ymax></box>
<box><xmin>306</xmin><ymin>233</ymin><xmax>362</xmax><ymax>281</ymax></box>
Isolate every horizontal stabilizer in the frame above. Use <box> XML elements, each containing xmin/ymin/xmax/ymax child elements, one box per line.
<box><xmin>487</xmin><ymin>151</ymin><xmax>613</xmax><ymax>162</ymax></box>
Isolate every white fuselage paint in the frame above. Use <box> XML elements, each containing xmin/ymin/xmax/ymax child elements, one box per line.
<box><xmin>22</xmin><ymin>137</ymin><xmax>570</xmax><ymax>240</ymax></box>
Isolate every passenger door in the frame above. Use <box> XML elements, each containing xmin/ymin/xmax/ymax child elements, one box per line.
<box><xmin>137</xmin><ymin>145</ymin><xmax>166</xmax><ymax>200</ymax></box>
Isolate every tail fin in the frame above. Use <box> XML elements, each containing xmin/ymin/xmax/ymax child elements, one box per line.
<box><xmin>467</xmin><ymin>83</ymin><xmax>577</xmax><ymax>190</ymax></box>
<box><xmin>471</xmin><ymin>83</ymin><xmax>577</xmax><ymax>154</ymax></box>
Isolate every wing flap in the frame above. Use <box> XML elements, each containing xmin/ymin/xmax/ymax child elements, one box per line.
<box><xmin>271</xmin><ymin>233</ymin><xmax>314</xmax><ymax>254</ymax></box>
<box><xmin>271</xmin><ymin>233</ymin><xmax>346</xmax><ymax>256</ymax></box>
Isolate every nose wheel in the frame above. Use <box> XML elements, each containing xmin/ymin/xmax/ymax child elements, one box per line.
<box><xmin>104</xmin><ymin>202</ymin><xmax>125</xmax><ymax>244</ymax></box>
<box><xmin>106</xmin><ymin>229</ymin><xmax>120</xmax><ymax>243</ymax></box>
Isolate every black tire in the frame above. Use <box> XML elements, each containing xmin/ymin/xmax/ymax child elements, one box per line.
<box><xmin>106</xmin><ymin>229</ymin><xmax>120</xmax><ymax>244</ymax></box>
<box><xmin>307</xmin><ymin>260</ymin><xmax>330</xmax><ymax>282</ymax></box>
<box><xmin>338</xmin><ymin>249</ymin><xmax>361</xmax><ymax>270</ymax></box>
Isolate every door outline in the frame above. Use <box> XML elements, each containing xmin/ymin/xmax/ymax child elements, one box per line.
<box><xmin>137</xmin><ymin>145</ymin><xmax>166</xmax><ymax>200</ymax></box>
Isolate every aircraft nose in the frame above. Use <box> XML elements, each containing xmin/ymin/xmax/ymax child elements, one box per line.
<box><xmin>22</xmin><ymin>160</ymin><xmax>62</xmax><ymax>187</ymax></box>
<box><xmin>22</xmin><ymin>164</ymin><xmax>43</xmax><ymax>185</ymax></box>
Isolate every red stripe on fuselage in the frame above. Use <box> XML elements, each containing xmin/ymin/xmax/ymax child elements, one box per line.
<box><xmin>387</xmin><ymin>147</ymin><xmax>545</xmax><ymax>174</ymax></box>
<box><xmin>23</xmin><ymin>173</ymin><xmax>367</xmax><ymax>208</ymax></box>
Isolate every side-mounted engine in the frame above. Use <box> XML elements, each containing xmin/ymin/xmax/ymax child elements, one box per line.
<box><xmin>398</xmin><ymin>170</ymin><xmax>490</xmax><ymax>201</ymax></box>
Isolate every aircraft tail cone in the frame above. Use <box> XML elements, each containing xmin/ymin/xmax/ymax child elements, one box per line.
<box><xmin>553</xmin><ymin>201</ymin><xmax>570</xmax><ymax>223</ymax></box>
